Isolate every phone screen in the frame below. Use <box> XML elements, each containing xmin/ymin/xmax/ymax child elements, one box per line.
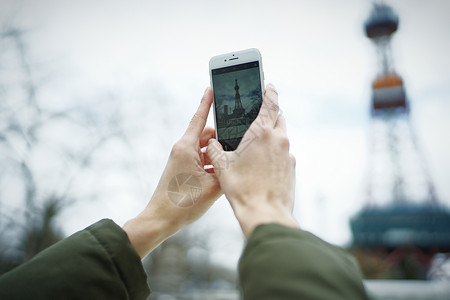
<box><xmin>211</xmin><ymin>61</ymin><xmax>263</xmax><ymax>151</ymax></box>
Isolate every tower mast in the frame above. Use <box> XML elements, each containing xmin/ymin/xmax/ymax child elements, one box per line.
<box><xmin>233</xmin><ymin>78</ymin><xmax>245</xmax><ymax>117</ymax></box>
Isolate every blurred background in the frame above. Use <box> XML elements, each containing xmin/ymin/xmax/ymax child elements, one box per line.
<box><xmin>1</xmin><ymin>0</ymin><xmax>449</xmax><ymax>299</ymax></box>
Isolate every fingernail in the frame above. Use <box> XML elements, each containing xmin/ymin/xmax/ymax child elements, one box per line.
<box><xmin>267</xmin><ymin>83</ymin><xmax>276</xmax><ymax>90</ymax></box>
<box><xmin>203</xmin><ymin>87</ymin><xmax>210</xmax><ymax>96</ymax></box>
<box><xmin>208</xmin><ymin>138</ymin><xmax>215</xmax><ymax>145</ymax></box>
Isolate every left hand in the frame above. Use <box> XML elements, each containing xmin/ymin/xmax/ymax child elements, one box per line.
<box><xmin>124</xmin><ymin>88</ymin><xmax>222</xmax><ymax>258</ymax></box>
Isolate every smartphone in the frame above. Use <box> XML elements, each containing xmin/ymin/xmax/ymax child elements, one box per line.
<box><xmin>209</xmin><ymin>48</ymin><xmax>265</xmax><ymax>151</ymax></box>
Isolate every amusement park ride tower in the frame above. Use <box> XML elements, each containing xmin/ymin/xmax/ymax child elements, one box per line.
<box><xmin>350</xmin><ymin>2</ymin><xmax>450</xmax><ymax>278</ymax></box>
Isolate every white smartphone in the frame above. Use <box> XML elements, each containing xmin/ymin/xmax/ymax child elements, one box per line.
<box><xmin>209</xmin><ymin>48</ymin><xmax>265</xmax><ymax>151</ymax></box>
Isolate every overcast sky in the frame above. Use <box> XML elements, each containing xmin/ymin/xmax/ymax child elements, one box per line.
<box><xmin>2</xmin><ymin>0</ymin><xmax>450</xmax><ymax>268</ymax></box>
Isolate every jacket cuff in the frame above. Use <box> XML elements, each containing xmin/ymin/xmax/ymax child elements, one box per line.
<box><xmin>86</xmin><ymin>219</ymin><xmax>150</xmax><ymax>299</ymax></box>
<box><xmin>239</xmin><ymin>223</ymin><xmax>368</xmax><ymax>300</ymax></box>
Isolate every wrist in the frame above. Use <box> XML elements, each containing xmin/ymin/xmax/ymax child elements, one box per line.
<box><xmin>233</xmin><ymin>202</ymin><xmax>299</xmax><ymax>238</ymax></box>
<box><xmin>123</xmin><ymin>210</ymin><xmax>179</xmax><ymax>258</ymax></box>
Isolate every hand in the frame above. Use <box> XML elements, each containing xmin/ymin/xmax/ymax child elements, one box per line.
<box><xmin>206</xmin><ymin>84</ymin><xmax>298</xmax><ymax>238</ymax></box>
<box><xmin>124</xmin><ymin>88</ymin><xmax>222</xmax><ymax>258</ymax></box>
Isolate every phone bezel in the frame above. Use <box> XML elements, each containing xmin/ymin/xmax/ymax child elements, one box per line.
<box><xmin>209</xmin><ymin>48</ymin><xmax>265</xmax><ymax>151</ymax></box>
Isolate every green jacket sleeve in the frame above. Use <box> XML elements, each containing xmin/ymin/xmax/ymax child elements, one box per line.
<box><xmin>0</xmin><ymin>219</ymin><xmax>150</xmax><ymax>300</ymax></box>
<box><xmin>239</xmin><ymin>224</ymin><xmax>369</xmax><ymax>300</ymax></box>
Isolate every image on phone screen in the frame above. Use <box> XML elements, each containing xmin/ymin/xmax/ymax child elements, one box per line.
<box><xmin>211</xmin><ymin>61</ymin><xmax>263</xmax><ymax>151</ymax></box>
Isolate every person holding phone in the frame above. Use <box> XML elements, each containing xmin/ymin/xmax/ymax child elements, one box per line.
<box><xmin>0</xmin><ymin>85</ymin><xmax>368</xmax><ymax>300</ymax></box>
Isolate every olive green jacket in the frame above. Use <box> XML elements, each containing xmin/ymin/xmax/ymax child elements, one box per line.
<box><xmin>240</xmin><ymin>224</ymin><xmax>369</xmax><ymax>300</ymax></box>
<box><xmin>0</xmin><ymin>220</ymin><xmax>368</xmax><ymax>299</ymax></box>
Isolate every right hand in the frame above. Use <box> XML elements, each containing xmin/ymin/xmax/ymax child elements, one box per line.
<box><xmin>206</xmin><ymin>84</ymin><xmax>298</xmax><ymax>238</ymax></box>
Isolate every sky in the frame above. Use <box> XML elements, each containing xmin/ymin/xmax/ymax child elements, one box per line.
<box><xmin>1</xmin><ymin>0</ymin><xmax>450</xmax><ymax>268</ymax></box>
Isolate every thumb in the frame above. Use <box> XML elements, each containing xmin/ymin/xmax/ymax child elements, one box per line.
<box><xmin>205</xmin><ymin>139</ymin><xmax>228</xmax><ymax>178</ymax></box>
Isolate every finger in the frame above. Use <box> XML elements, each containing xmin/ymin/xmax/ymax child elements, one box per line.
<box><xmin>290</xmin><ymin>153</ymin><xmax>296</xmax><ymax>168</ymax></box>
<box><xmin>261</xmin><ymin>83</ymin><xmax>279</xmax><ymax>127</ymax></box>
<box><xmin>248</xmin><ymin>83</ymin><xmax>279</xmax><ymax>134</ymax></box>
<box><xmin>200</xmin><ymin>127</ymin><xmax>216</xmax><ymax>148</ymax></box>
<box><xmin>205</xmin><ymin>139</ymin><xmax>224</xmax><ymax>163</ymax></box>
<box><xmin>202</xmin><ymin>151</ymin><xmax>213</xmax><ymax>166</ymax></box>
<box><xmin>205</xmin><ymin>139</ymin><xmax>227</xmax><ymax>177</ymax></box>
<box><xmin>274</xmin><ymin>114</ymin><xmax>287</xmax><ymax>134</ymax></box>
<box><xmin>185</xmin><ymin>87</ymin><xmax>213</xmax><ymax>138</ymax></box>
